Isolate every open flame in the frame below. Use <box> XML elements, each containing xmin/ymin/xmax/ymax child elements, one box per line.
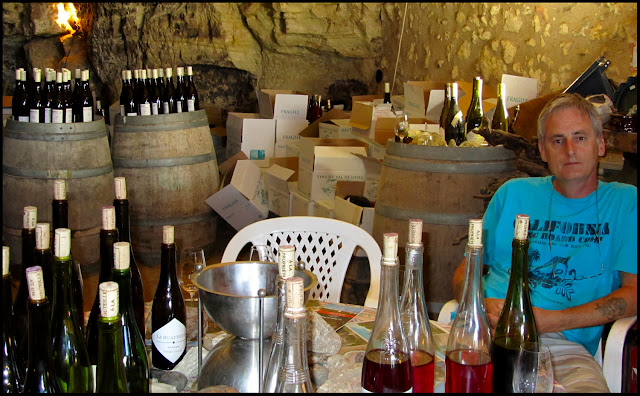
<box><xmin>54</xmin><ymin>3</ymin><xmax>81</xmax><ymax>41</ymax></box>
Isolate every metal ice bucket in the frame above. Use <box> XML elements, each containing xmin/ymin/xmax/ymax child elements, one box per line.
<box><xmin>192</xmin><ymin>261</ymin><xmax>317</xmax><ymax>339</ymax></box>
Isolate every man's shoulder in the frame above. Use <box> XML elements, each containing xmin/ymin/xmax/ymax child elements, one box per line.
<box><xmin>499</xmin><ymin>176</ymin><xmax>549</xmax><ymax>192</ymax></box>
<box><xmin>600</xmin><ymin>181</ymin><xmax>637</xmax><ymax>207</ymax></box>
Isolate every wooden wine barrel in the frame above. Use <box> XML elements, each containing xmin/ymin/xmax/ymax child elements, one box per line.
<box><xmin>2</xmin><ymin>117</ymin><xmax>114</xmax><ymax>275</ymax></box>
<box><xmin>111</xmin><ymin>110</ymin><xmax>220</xmax><ymax>272</ymax></box>
<box><xmin>372</xmin><ymin>141</ymin><xmax>516</xmax><ymax>315</ymax></box>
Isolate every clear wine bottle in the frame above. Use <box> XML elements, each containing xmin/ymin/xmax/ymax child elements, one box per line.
<box><xmin>445</xmin><ymin>219</ymin><xmax>493</xmax><ymax>393</ymax></box>
<box><xmin>399</xmin><ymin>219</ymin><xmax>435</xmax><ymax>393</ymax></box>
<box><xmin>361</xmin><ymin>233</ymin><xmax>412</xmax><ymax>392</ymax></box>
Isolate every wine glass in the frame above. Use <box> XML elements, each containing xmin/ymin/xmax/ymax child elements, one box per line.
<box><xmin>512</xmin><ymin>341</ymin><xmax>554</xmax><ymax>393</ymax></box>
<box><xmin>178</xmin><ymin>247</ymin><xmax>206</xmax><ymax>302</ymax></box>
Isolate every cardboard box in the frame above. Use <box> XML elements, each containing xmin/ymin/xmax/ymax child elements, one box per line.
<box><xmin>403</xmin><ymin>80</ymin><xmax>497</xmax><ymax>122</ymax></box>
<box><xmin>226</xmin><ymin>112</ymin><xmax>276</xmax><ymax>160</ymax></box>
<box><xmin>201</xmin><ymin>103</ymin><xmax>224</xmax><ymax>126</ymax></box>
<box><xmin>262</xmin><ymin>164</ymin><xmax>297</xmax><ymax>217</ymax></box>
<box><xmin>319</xmin><ymin>119</ymin><xmax>353</xmax><ymax>139</ymax></box>
<box><xmin>310</xmin><ymin>200</ymin><xmax>334</xmax><ymax>218</ymax></box>
<box><xmin>257</xmin><ymin>89</ymin><xmax>308</xmax><ymax>120</ymax></box>
<box><xmin>289</xmin><ymin>182</ymin><xmax>313</xmax><ymax>216</ymax></box>
<box><xmin>298</xmin><ymin>138</ymin><xmax>368</xmax><ymax>202</ymax></box>
<box><xmin>332</xmin><ymin>181</ymin><xmax>376</xmax><ymax>255</ymax></box>
<box><xmin>205</xmin><ymin>159</ymin><xmax>269</xmax><ymax>230</ymax></box>
<box><xmin>299</xmin><ymin>108</ymin><xmax>351</xmax><ymax>138</ymax></box>
<box><xmin>275</xmin><ymin>119</ymin><xmax>308</xmax><ymax>157</ymax></box>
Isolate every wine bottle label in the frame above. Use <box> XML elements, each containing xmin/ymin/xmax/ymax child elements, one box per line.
<box><xmin>151</xmin><ymin>102</ymin><xmax>159</xmax><ymax>115</ymax></box>
<box><xmin>23</xmin><ymin>206</ymin><xmax>37</xmax><ymax>230</ymax></box>
<box><xmin>113</xmin><ymin>242</ymin><xmax>130</xmax><ymax>270</ymax></box>
<box><xmin>44</xmin><ymin>108</ymin><xmax>52</xmax><ymax>123</ymax></box>
<box><xmin>26</xmin><ymin>266</ymin><xmax>46</xmax><ymax>301</ymax></box>
<box><xmin>382</xmin><ymin>233</ymin><xmax>398</xmax><ymax>261</ymax></box>
<box><xmin>114</xmin><ymin>177</ymin><xmax>127</xmax><ymax>199</ymax></box>
<box><xmin>285</xmin><ymin>277</ymin><xmax>305</xmax><ymax>316</ymax></box>
<box><xmin>52</xmin><ymin>109</ymin><xmax>64</xmax><ymax>123</ymax></box>
<box><xmin>451</xmin><ymin>110</ymin><xmax>463</xmax><ymax>127</ymax></box>
<box><xmin>162</xmin><ymin>102</ymin><xmax>169</xmax><ymax>114</ymax></box>
<box><xmin>278</xmin><ymin>245</ymin><xmax>295</xmax><ymax>279</ymax></box>
<box><xmin>152</xmin><ymin>318</ymin><xmax>186</xmax><ymax>363</ymax></box>
<box><xmin>18</xmin><ymin>116</ymin><xmax>29</xmax><ymax>122</ymax></box>
<box><xmin>127</xmin><ymin>112</ymin><xmax>138</xmax><ymax>117</ymax></box>
<box><xmin>54</xmin><ymin>228</ymin><xmax>71</xmax><ymax>258</ymax></box>
<box><xmin>120</xmin><ymin>104</ymin><xmax>125</xmax><ymax>116</ymax></box>
<box><xmin>102</xmin><ymin>206</ymin><xmax>116</xmax><ymax>230</ymax></box>
<box><xmin>187</xmin><ymin>66</ymin><xmax>193</xmax><ymax>76</ymax></box>
<box><xmin>163</xmin><ymin>225</ymin><xmax>174</xmax><ymax>244</ymax></box>
<box><xmin>29</xmin><ymin>109</ymin><xmax>40</xmax><ymax>123</ymax></box>
<box><xmin>177</xmin><ymin>67</ymin><xmax>184</xmax><ymax>76</ymax></box>
<box><xmin>2</xmin><ymin>246</ymin><xmax>9</xmax><ymax>276</ymax></box>
<box><xmin>99</xmin><ymin>281</ymin><xmax>119</xmax><ymax>318</ymax></box>
<box><xmin>514</xmin><ymin>214</ymin><xmax>530</xmax><ymax>241</ymax></box>
<box><xmin>65</xmin><ymin>108</ymin><xmax>73</xmax><ymax>123</ymax></box>
<box><xmin>54</xmin><ymin>179</ymin><xmax>66</xmax><ymax>200</ymax></box>
<box><xmin>176</xmin><ymin>101</ymin><xmax>183</xmax><ymax>113</ymax></box>
<box><xmin>468</xmin><ymin>219</ymin><xmax>483</xmax><ymax>247</ymax></box>
<box><xmin>35</xmin><ymin>223</ymin><xmax>50</xmax><ymax>250</ymax></box>
<box><xmin>408</xmin><ymin>219</ymin><xmax>422</xmax><ymax>245</ymax></box>
<box><xmin>83</xmin><ymin>106</ymin><xmax>92</xmax><ymax>122</ymax></box>
<box><xmin>384</xmin><ymin>82</ymin><xmax>390</xmax><ymax>93</ymax></box>
<box><xmin>187</xmin><ymin>99</ymin><xmax>195</xmax><ymax>112</ymax></box>
<box><xmin>140</xmin><ymin>103</ymin><xmax>151</xmax><ymax>116</ymax></box>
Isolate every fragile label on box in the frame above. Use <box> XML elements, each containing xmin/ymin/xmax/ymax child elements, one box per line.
<box><xmin>501</xmin><ymin>74</ymin><xmax>538</xmax><ymax>109</ymax></box>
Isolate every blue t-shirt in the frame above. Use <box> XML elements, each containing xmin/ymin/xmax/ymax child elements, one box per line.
<box><xmin>482</xmin><ymin>176</ymin><xmax>637</xmax><ymax>355</ymax></box>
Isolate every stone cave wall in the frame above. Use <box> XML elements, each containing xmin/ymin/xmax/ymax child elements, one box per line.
<box><xmin>2</xmin><ymin>2</ymin><xmax>637</xmax><ymax>122</ymax></box>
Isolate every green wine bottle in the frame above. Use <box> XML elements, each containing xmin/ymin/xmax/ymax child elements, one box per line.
<box><xmin>22</xmin><ymin>266</ymin><xmax>62</xmax><ymax>393</ymax></box>
<box><xmin>439</xmin><ymin>83</ymin><xmax>451</xmax><ymax>139</ymax></box>
<box><xmin>86</xmin><ymin>206</ymin><xmax>119</xmax><ymax>383</ymax></box>
<box><xmin>96</xmin><ymin>281</ymin><xmax>130</xmax><ymax>393</ymax></box>
<box><xmin>491</xmin><ymin>82</ymin><xmax>509</xmax><ymax>133</ymax></box>
<box><xmin>491</xmin><ymin>214</ymin><xmax>538</xmax><ymax>393</ymax></box>
<box><xmin>50</xmin><ymin>228</ymin><xmax>94</xmax><ymax>392</ymax></box>
<box><xmin>2</xmin><ymin>246</ymin><xmax>24</xmax><ymax>393</ymax></box>
<box><xmin>444</xmin><ymin>82</ymin><xmax>466</xmax><ymax>146</ymax></box>
<box><xmin>113</xmin><ymin>242</ymin><xmax>150</xmax><ymax>393</ymax></box>
<box><xmin>465</xmin><ymin>77</ymin><xmax>484</xmax><ymax>133</ymax></box>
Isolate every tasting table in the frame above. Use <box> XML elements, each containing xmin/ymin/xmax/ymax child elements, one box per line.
<box><xmin>145</xmin><ymin>300</ymin><xmax>578</xmax><ymax>393</ymax></box>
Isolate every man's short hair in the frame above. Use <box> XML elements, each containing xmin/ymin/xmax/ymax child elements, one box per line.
<box><xmin>537</xmin><ymin>93</ymin><xmax>603</xmax><ymax>142</ymax></box>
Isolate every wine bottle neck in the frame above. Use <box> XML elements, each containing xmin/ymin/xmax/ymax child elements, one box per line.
<box><xmin>52</xmin><ymin>257</ymin><xmax>75</xmax><ymax>309</ymax></box>
<box><xmin>27</xmin><ymin>300</ymin><xmax>51</xmax><ymax>364</ymax></box>
<box><xmin>506</xmin><ymin>239</ymin><xmax>530</xmax><ymax>297</ymax></box>
<box><xmin>99</xmin><ymin>230</ymin><xmax>119</xmax><ymax>281</ymax></box>
<box><xmin>459</xmin><ymin>245</ymin><xmax>485</xmax><ymax>311</ymax></box>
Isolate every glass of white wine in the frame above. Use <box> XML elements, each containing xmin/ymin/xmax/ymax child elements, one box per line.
<box><xmin>178</xmin><ymin>247</ymin><xmax>206</xmax><ymax>303</ymax></box>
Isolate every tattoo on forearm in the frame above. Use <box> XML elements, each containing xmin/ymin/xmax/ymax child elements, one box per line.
<box><xmin>595</xmin><ymin>297</ymin><xmax>626</xmax><ymax>321</ymax></box>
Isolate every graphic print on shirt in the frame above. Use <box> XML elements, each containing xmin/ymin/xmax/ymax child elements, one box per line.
<box><xmin>514</xmin><ymin>217</ymin><xmax>609</xmax><ymax>302</ymax></box>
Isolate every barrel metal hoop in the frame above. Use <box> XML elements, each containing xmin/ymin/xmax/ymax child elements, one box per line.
<box><xmin>112</xmin><ymin>151</ymin><xmax>217</xmax><ymax>168</ymax></box>
<box><xmin>115</xmin><ymin>115</ymin><xmax>209</xmax><ymax>133</ymax></box>
<box><xmin>383</xmin><ymin>155</ymin><xmax>515</xmax><ymax>174</ymax></box>
<box><xmin>2</xmin><ymin>164</ymin><xmax>114</xmax><ymax>179</ymax></box>
<box><xmin>375</xmin><ymin>202</ymin><xmax>475</xmax><ymax>226</ymax></box>
<box><xmin>5</xmin><ymin>128</ymin><xmax>108</xmax><ymax>141</ymax></box>
<box><xmin>131</xmin><ymin>211</ymin><xmax>215</xmax><ymax>227</ymax></box>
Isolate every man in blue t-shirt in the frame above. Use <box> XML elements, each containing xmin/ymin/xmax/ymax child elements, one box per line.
<box><xmin>452</xmin><ymin>93</ymin><xmax>637</xmax><ymax>361</ymax></box>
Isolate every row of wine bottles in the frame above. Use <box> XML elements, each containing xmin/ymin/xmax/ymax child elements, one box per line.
<box><xmin>359</xmin><ymin>214</ymin><xmax>536</xmax><ymax>393</ymax></box>
<box><xmin>11</xmin><ymin>67</ymin><xmax>105</xmax><ymax>124</ymax></box>
<box><xmin>119</xmin><ymin>66</ymin><xmax>199</xmax><ymax>117</ymax></box>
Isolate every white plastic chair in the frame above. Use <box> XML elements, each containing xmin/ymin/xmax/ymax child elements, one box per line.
<box><xmin>221</xmin><ymin>216</ymin><xmax>382</xmax><ymax>308</ymax></box>
<box><xmin>437</xmin><ymin>300</ymin><xmax>637</xmax><ymax>392</ymax></box>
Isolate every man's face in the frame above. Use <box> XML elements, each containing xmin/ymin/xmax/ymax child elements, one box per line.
<box><xmin>538</xmin><ymin>107</ymin><xmax>605</xmax><ymax>186</ymax></box>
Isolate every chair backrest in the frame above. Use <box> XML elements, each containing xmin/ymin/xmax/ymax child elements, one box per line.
<box><xmin>221</xmin><ymin>216</ymin><xmax>382</xmax><ymax>308</ymax></box>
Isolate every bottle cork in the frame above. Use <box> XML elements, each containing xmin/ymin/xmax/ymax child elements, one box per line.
<box><xmin>177</xmin><ymin>66</ymin><xmax>184</xmax><ymax>76</ymax></box>
<box><xmin>35</xmin><ymin>223</ymin><xmax>50</xmax><ymax>250</ymax></box>
<box><xmin>3</xmin><ymin>246</ymin><xmax>9</xmax><ymax>276</ymax></box>
<box><xmin>278</xmin><ymin>245</ymin><xmax>296</xmax><ymax>279</ymax></box>
<box><xmin>114</xmin><ymin>177</ymin><xmax>127</xmax><ymax>200</ymax></box>
<box><xmin>23</xmin><ymin>206</ymin><xmax>37</xmax><ymax>230</ymax></box>
<box><xmin>53</xmin><ymin>179</ymin><xmax>66</xmax><ymax>200</ymax></box>
<box><xmin>468</xmin><ymin>219</ymin><xmax>483</xmax><ymax>247</ymax></box>
<box><xmin>102</xmin><ymin>206</ymin><xmax>116</xmax><ymax>230</ymax></box>
<box><xmin>382</xmin><ymin>233</ymin><xmax>398</xmax><ymax>261</ymax></box>
<box><xmin>113</xmin><ymin>242</ymin><xmax>130</xmax><ymax>270</ymax></box>
<box><xmin>514</xmin><ymin>214</ymin><xmax>530</xmax><ymax>241</ymax></box>
<box><xmin>163</xmin><ymin>225</ymin><xmax>174</xmax><ymax>244</ymax></box>
<box><xmin>408</xmin><ymin>219</ymin><xmax>422</xmax><ymax>245</ymax></box>
<box><xmin>285</xmin><ymin>277</ymin><xmax>305</xmax><ymax>318</ymax></box>
<box><xmin>26</xmin><ymin>266</ymin><xmax>46</xmax><ymax>302</ymax></box>
<box><xmin>54</xmin><ymin>228</ymin><xmax>71</xmax><ymax>258</ymax></box>
<box><xmin>99</xmin><ymin>281</ymin><xmax>119</xmax><ymax>318</ymax></box>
